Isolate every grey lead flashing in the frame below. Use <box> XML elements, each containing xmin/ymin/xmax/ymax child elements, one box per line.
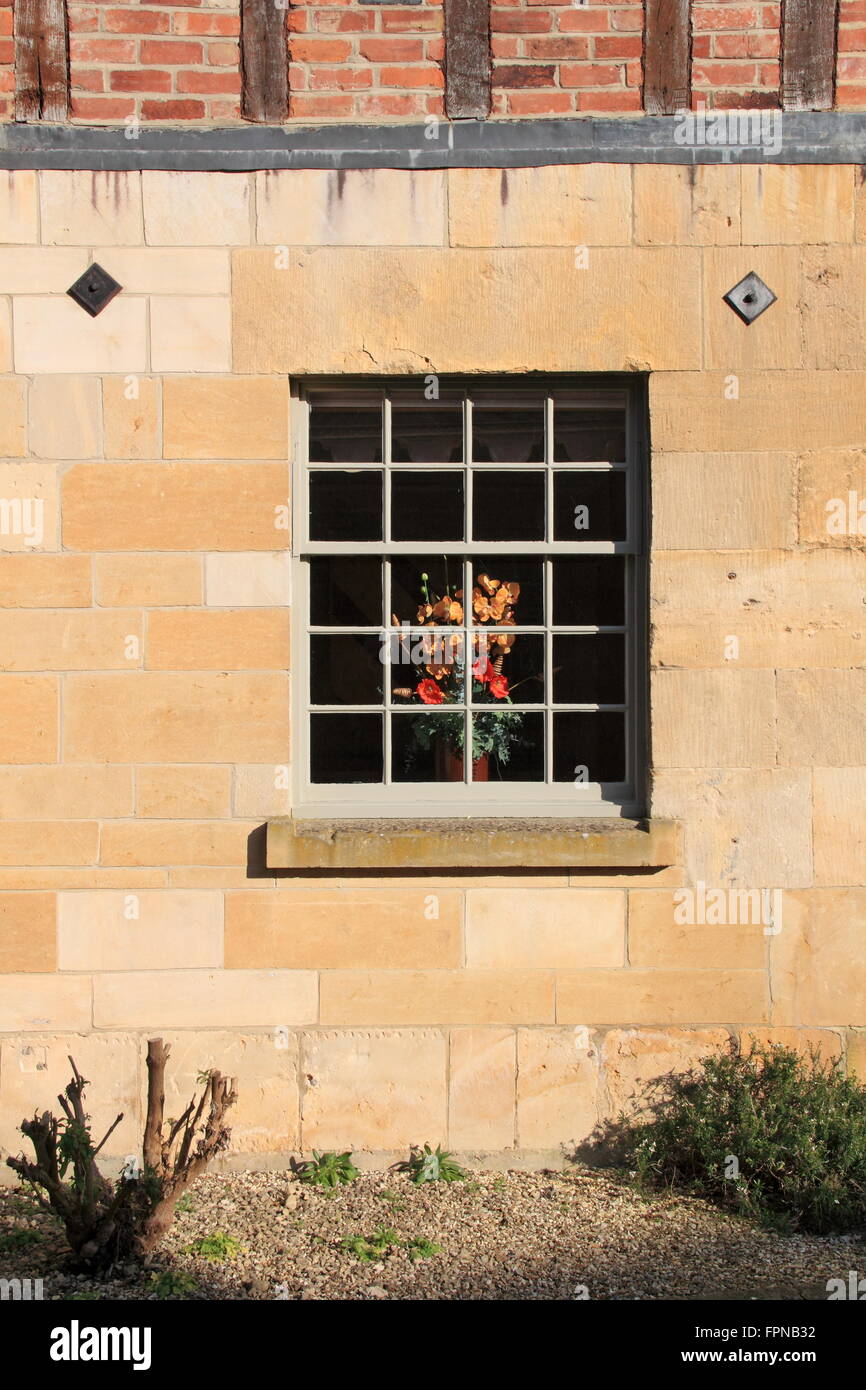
<box><xmin>0</xmin><ymin>113</ymin><xmax>865</xmax><ymax>171</ymax></box>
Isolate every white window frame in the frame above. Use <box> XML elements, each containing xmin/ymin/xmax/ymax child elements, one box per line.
<box><xmin>290</xmin><ymin>375</ymin><xmax>647</xmax><ymax>820</ymax></box>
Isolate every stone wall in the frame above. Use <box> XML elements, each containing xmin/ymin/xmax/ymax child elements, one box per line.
<box><xmin>0</xmin><ymin>161</ymin><xmax>864</xmax><ymax>1166</ymax></box>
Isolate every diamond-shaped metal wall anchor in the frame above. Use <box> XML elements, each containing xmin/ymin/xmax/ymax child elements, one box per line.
<box><xmin>723</xmin><ymin>271</ymin><xmax>777</xmax><ymax>325</ymax></box>
<box><xmin>66</xmin><ymin>263</ymin><xmax>123</xmax><ymax>317</ymax></box>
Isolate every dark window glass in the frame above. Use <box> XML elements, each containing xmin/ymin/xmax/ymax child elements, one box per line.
<box><xmin>391</xmin><ymin>471</ymin><xmax>464</xmax><ymax>541</ymax></box>
<box><xmin>309</xmin><ymin>471</ymin><xmax>383</xmax><ymax>542</ymax></box>
<box><xmin>472</xmin><ymin>633</ymin><xmax>544</xmax><ymax>705</ymax></box>
<box><xmin>472</xmin><ymin>406</ymin><xmax>544</xmax><ymax>462</ymax></box>
<box><xmin>553</xmin><ymin>711</ymin><xmax>625</xmax><ymax>783</ymax></box>
<box><xmin>309</xmin><ymin>557</ymin><xmax>383</xmax><ymax>627</ymax></box>
<box><xmin>472</xmin><ymin>470</ymin><xmax>545</xmax><ymax>541</ymax></box>
<box><xmin>553</xmin><ymin>471</ymin><xmax>627</xmax><ymax>542</ymax></box>
<box><xmin>552</xmin><ymin>557</ymin><xmax>625</xmax><ymax>627</ymax></box>
<box><xmin>390</xmin><ymin>555</ymin><xmax>463</xmax><ymax>622</ymax></box>
<box><xmin>391</xmin><ymin>407</ymin><xmax>463</xmax><ymax>463</ymax></box>
<box><xmin>310</xmin><ymin>713</ymin><xmax>383</xmax><ymax>783</ymax></box>
<box><xmin>309</xmin><ymin>405</ymin><xmax>383</xmax><ymax>462</ymax></box>
<box><xmin>472</xmin><ymin>558</ymin><xmax>543</xmax><ymax>626</ymax></box>
<box><xmin>310</xmin><ymin>634</ymin><xmax>384</xmax><ymax>706</ymax></box>
<box><xmin>392</xmin><ymin>711</ymin><xmax>465</xmax><ymax>783</ymax></box>
<box><xmin>472</xmin><ymin>711</ymin><xmax>544</xmax><ymax>781</ymax></box>
<box><xmin>553</xmin><ymin>408</ymin><xmax>625</xmax><ymax>463</ymax></box>
<box><xmin>552</xmin><ymin>634</ymin><xmax>624</xmax><ymax>705</ymax></box>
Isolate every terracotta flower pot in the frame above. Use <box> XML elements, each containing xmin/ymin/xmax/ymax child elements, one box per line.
<box><xmin>435</xmin><ymin>742</ymin><xmax>489</xmax><ymax>782</ymax></box>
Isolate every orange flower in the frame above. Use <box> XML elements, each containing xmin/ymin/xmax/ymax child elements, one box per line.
<box><xmin>416</xmin><ymin>678</ymin><xmax>444</xmax><ymax>705</ymax></box>
<box><xmin>489</xmin><ymin>674</ymin><xmax>509</xmax><ymax>700</ymax></box>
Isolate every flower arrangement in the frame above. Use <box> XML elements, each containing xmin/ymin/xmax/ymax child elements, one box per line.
<box><xmin>392</xmin><ymin>569</ymin><xmax>526</xmax><ymax>778</ymax></box>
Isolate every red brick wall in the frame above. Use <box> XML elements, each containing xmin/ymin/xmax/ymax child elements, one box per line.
<box><xmin>0</xmin><ymin>0</ymin><xmax>13</xmax><ymax>120</ymax></box>
<box><xmin>692</xmin><ymin>1</ymin><xmax>781</xmax><ymax>109</ymax></box>
<box><xmin>67</xmin><ymin>1</ymin><xmax>242</xmax><ymax>123</ymax></box>
<box><xmin>490</xmin><ymin>0</ymin><xmax>642</xmax><ymax>116</ymax></box>
<box><xmin>838</xmin><ymin>0</ymin><xmax>866</xmax><ymax>108</ymax></box>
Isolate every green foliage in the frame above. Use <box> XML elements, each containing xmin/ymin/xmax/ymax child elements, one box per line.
<box><xmin>407</xmin><ymin>710</ymin><xmax>525</xmax><ymax>767</ymax></box>
<box><xmin>175</xmin><ymin>1192</ymin><xmax>195</xmax><ymax>1214</ymax></box>
<box><xmin>57</xmin><ymin>1121</ymin><xmax>95</xmax><ymax>1193</ymax></box>
<box><xmin>402</xmin><ymin>1144</ymin><xmax>466</xmax><ymax>1186</ymax></box>
<box><xmin>624</xmin><ymin>1042</ymin><xmax>866</xmax><ymax>1234</ymax></box>
<box><xmin>150</xmin><ymin>1269</ymin><xmax>199</xmax><ymax>1298</ymax></box>
<box><xmin>406</xmin><ymin>1237</ymin><xmax>442</xmax><ymax>1261</ymax></box>
<box><xmin>340</xmin><ymin>1226</ymin><xmax>399</xmax><ymax>1262</ymax></box>
<box><xmin>376</xmin><ymin>1188</ymin><xmax>406</xmax><ymax>1211</ymax></box>
<box><xmin>296</xmin><ymin>1150</ymin><xmax>358</xmax><ymax>1189</ymax></box>
<box><xmin>67</xmin><ymin>1291</ymin><xmax>102</xmax><ymax>1300</ymax></box>
<box><xmin>0</xmin><ymin>1228</ymin><xmax>42</xmax><ymax>1253</ymax></box>
<box><xmin>184</xmin><ymin>1231</ymin><xmax>243</xmax><ymax>1262</ymax></box>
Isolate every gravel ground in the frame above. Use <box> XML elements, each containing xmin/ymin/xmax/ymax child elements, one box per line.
<box><xmin>2</xmin><ymin>1168</ymin><xmax>864</xmax><ymax>1301</ymax></box>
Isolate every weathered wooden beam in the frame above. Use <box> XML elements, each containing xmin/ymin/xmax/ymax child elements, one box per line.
<box><xmin>444</xmin><ymin>0</ymin><xmax>490</xmax><ymax>120</ymax></box>
<box><xmin>240</xmin><ymin>0</ymin><xmax>289</xmax><ymax>124</ymax></box>
<box><xmin>781</xmin><ymin>0</ymin><xmax>839</xmax><ymax>111</ymax></box>
<box><xmin>14</xmin><ymin>0</ymin><xmax>69</xmax><ymax>123</ymax></box>
<box><xmin>643</xmin><ymin>0</ymin><xmax>691</xmax><ymax>116</ymax></box>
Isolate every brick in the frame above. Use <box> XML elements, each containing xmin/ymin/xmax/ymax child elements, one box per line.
<box><xmin>72</xmin><ymin>96</ymin><xmax>137</xmax><ymax>118</ymax></box>
<box><xmin>600</xmin><ymin>1028</ymin><xmax>731</xmax><ymax>1119</ymax></box>
<box><xmin>29</xmin><ymin>376</ymin><xmax>101</xmax><ymax>460</ymax></box>
<box><xmin>0</xmin><ymin>247</ymin><xmax>88</xmax><ymax>292</ymax></box>
<box><xmin>777</xmin><ymin>670</ymin><xmax>866</xmax><ymax>766</ymax></box>
<box><xmin>301</xmin><ymin>1029</ymin><xmax>446</xmax><ymax>1151</ymax></box>
<box><xmin>205</xmin><ymin>553</ymin><xmax>291</xmax><ymax>606</ymax></box>
<box><xmin>379</xmin><ymin>63</ymin><xmax>443</xmax><ymax>88</ymax></box>
<box><xmin>0</xmin><ymin>1033</ymin><xmax>139</xmax><ymax>1156</ymax></box>
<box><xmin>256</xmin><ymin>168</ymin><xmax>446</xmax><ymax>247</ymax></box>
<box><xmin>232</xmin><ymin>247</ymin><xmax>702</xmax><ymax>375</ymax></box>
<box><xmin>0</xmin><ymin>677</ymin><xmax>57</xmax><ymax>763</ymax></box>
<box><xmin>58</xmin><ymin>889</ymin><xmax>222</xmax><ymax>971</ymax></box>
<box><xmin>14</xmin><ymin>297</ymin><xmax>147</xmax><ymax>374</ymax></box>
<box><xmin>104</xmin><ymin>8</ymin><xmax>171</xmax><ymax>33</ymax></box>
<box><xmin>0</xmin><ymin>976</ymin><xmax>91</xmax><ymax>1032</ymax></box>
<box><xmin>142</xmin><ymin>171</ymin><xmax>250</xmax><ymax>245</ymax></box>
<box><xmin>176</xmin><ymin>69</ymin><xmax>241</xmax><ymax>94</ymax></box>
<box><xmin>225</xmin><ymin>889</ymin><xmax>462</xmax><ymax>970</ymax></box>
<box><xmin>94</xmin><ymin>969</ymin><xmax>317</xmax><ymax>1029</ymax></box>
<box><xmin>39</xmin><ymin>171</ymin><xmax>142</xmax><ymax>244</ymax></box>
<box><xmin>516</xmin><ymin>1028</ymin><xmax>599</xmax><ymax>1148</ymax></box>
<box><xmin>63</xmin><ymin>673</ymin><xmax>288</xmax><ymax>762</ymax></box>
<box><xmin>493</xmin><ymin>63</ymin><xmax>556</xmax><ymax>87</ymax></box>
<box><xmin>137</xmin><ymin>764</ymin><xmax>232</xmax><ymax>818</ymax></box>
<box><xmin>557</xmin><ymin>969</ymin><xmax>768</xmax><ymax>1026</ymax></box>
<box><xmin>139</xmin><ymin>39</ymin><xmax>202</xmax><ymax>62</ymax></box>
<box><xmin>0</xmin><ymin>609</ymin><xmax>142</xmax><ymax>672</ymax></box>
<box><xmin>320</xmin><ymin>971</ymin><xmax>555</xmax><ymax>1026</ymax></box>
<box><xmin>146</xmin><ymin>609</ymin><xmax>290</xmax><ymax>670</ymax></box>
<box><xmin>0</xmin><ymin>170</ymin><xmax>38</xmax><ymax>244</ymax></box>
<box><xmin>559</xmin><ymin>61</ymin><xmax>621</xmax><ymax>85</ymax></box>
<box><xmin>290</xmin><ymin>36</ymin><xmax>352</xmax><ymax>61</ymax></box>
<box><xmin>111</xmin><ymin>69</ymin><xmax>173</xmax><ymax>93</ymax></box>
<box><xmin>102</xmin><ymin>375</ymin><xmax>161</xmax><ymax>461</ymax></box>
<box><xmin>62</xmin><ymin>463</ymin><xmax>288</xmax><ymax>551</ymax></box>
<box><xmin>94</xmin><ymin>554</ymin><xmax>203</xmax><ymax>607</ymax></box>
<box><xmin>0</xmin><ymin>765</ymin><xmax>131</xmax><ymax>818</ymax></box>
<box><xmin>634</xmin><ymin>165</ymin><xmax>740</xmax><ymax>245</ymax></box>
<box><xmin>577</xmin><ymin>88</ymin><xmax>641</xmax><ymax>110</ymax></box>
<box><xmin>150</xmin><ymin>297</ymin><xmax>231</xmax><ymax>372</ymax></box>
<box><xmin>0</xmin><ymin>378</ymin><xmax>26</xmax><ymax>456</ymax></box>
<box><xmin>449</xmin><ymin>164</ymin><xmax>631</xmax><ymax>247</ymax></box>
<box><xmin>771</xmin><ymin>891</ymin><xmax>866</xmax><ymax>1027</ymax></box>
<box><xmin>653</xmin><ymin>669</ymin><xmax>776</xmax><ymax>768</ymax></box>
<box><xmin>309</xmin><ymin>67</ymin><xmax>374</xmax><ymax>91</ymax></box>
<box><xmin>0</xmin><ymin>822</ymin><xmax>98</xmax><ymax>867</ymax></box>
<box><xmin>140</xmin><ymin>99</ymin><xmax>206</xmax><ymax>119</ymax></box>
<box><xmin>359</xmin><ymin>37</ymin><xmax>424</xmax><ymax>60</ymax></box>
<box><xmin>0</xmin><ymin>555</ymin><xmax>91</xmax><ymax>608</ymax></box>
<box><xmin>628</xmin><ymin>890</ymin><xmax>767</xmax><ymax>969</ymax></box>
<box><xmin>0</xmin><ymin>893</ymin><xmax>56</xmax><ymax>972</ymax></box>
<box><xmin>466</xmin><ymin>888</ymin><xmax>624</xmax><ymax>967</ymax></box>
<box><xmin>163</xmin><ymin>376</ymin><xmax>288</xmax><ymax>459</ymax></box>
<box><xmin>448</xmin><ymin>1027</ymin><xmax>515</xmax><ymax>1150</ymax></box>
<box><xmin>652</xmin><ymin>452</ymin><xmax>795</xmax><ymax>550</ymax></box>
<box><xmin>741</xmin><ymin>165</ymin><xmax>855</xmax><ymax>245</ymax></box>
<box><xmin>70</xmin><ymin>36</ymin><xmax>136</xmax><ymax>61</ymax></box>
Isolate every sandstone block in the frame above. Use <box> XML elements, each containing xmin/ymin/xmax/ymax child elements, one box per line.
<box><xmin>448</xmin><ymin>1027</ymin><xmax>515</xmax><ymax>1151</ymax></box>
<box><xmin>58</xmin><ymin>889</ymin><xmax>223</xmax><ymax>971</ymax></box>
<box><xmin>466</xmin><ymin>888</ymin><xmax>624</xmax><ymax>968</ymax></box>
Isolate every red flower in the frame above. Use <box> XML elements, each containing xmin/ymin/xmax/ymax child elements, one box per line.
<box><xmin>472</xmin><ymin>657</ymin><xmax>493</xmax><ymax>683</ymax></box>
<box><xmin>416</xmin><ymin>678</ymin><xmax>444</xmax><ymax>705</ymax></box>
<box><xmin>488</xmin><ymin>674</ymin><xmax>509</xmax><ymax>700</ymax></box>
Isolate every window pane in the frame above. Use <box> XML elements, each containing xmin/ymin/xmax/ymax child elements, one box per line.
<box><xmin>391</xmin><ymin>470</ymin><xmax>464</xmax><ymax>542</ymax></box>
<box><xmin>309</xmin><ymin>557</ymin><xmax>383</xmax><ymax>626</ymax></box>
<box><xmin>471</xmin><ymin>470</ymin><xmax>545</xmax><ymax>541</ymax></box>
<box><xmin>310</xmin><ymin>713</ymin><xmax>383</xmax><ymax>783</ymax></box>
<box><xmin>389</xmin><ymin>628</ymin><xmax>466</xmax><ymax>706</ymax></box>
<box><xmin>553</xmin><ymin>408</ymin><xmax>625</xmax><ymax>463</ymax></box>
<box><xmin>553</xmin><ymin>711</ymin><xmax>625</xmax><ymax>783</ymax></box>
<box><xmin>310</xmin><ymin>471</ymin><xmax>383</xmax><ymax>542</ymax></box>
<box><xmin>472</xmin><ymin>633</ymin><xmax>544</xmax><ymax>705</ymax></box>
<box><xmin>553</xmin><ymin>634</ymin><xmax>624</xmax><ymax>704</ymax></box>
<box><xmin>392</xmin><ymin>710</ymin><xmax>466</xmax><ymax>783</ymax></box>
<box><xmin>472</xmin><ymin>406</ymin><xmax>544</xmax><ymax>462</ymax></box>
<box><xmin>472</xmin><ymin>558</ymin><xmax>543</xmax><ymax>625</ymax></box>
<box><xmin>390</xmin><ymin>555</ymin><xmax>463</xmax><ymax>622</ymax></box>
<box><xmin>309</xmin><ymin>405</ymin><xmax>383</xmax><ymax>463</ymax></box>
<box><xmin>310</xmin><ymin>634</ymin><xmax>384</xmax><ymax>706</ymax></box>
<box><xmin>552</xmin><ymin>556</ymin><xmax>624</xmax><ymax>627</ymax></box>
<box><xmin>553</xmin><ymin>471</ymin><xmax>627</xmax><ymax>542</ymax></box>
<box><xmin>390</xmin><ymin>407</ymin><xmax>463</xmax><ymax>463</ymax></box>
<box><xmin>472</xmin><ymin>710</ymin><xmax>544</xmax><ymax>781</ymax></box>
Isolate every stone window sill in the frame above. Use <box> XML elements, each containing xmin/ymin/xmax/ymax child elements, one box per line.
<box><xmin>266</xmin><ymin>817</ymin><xmax>681</xmax><ymax>872</ymax></box>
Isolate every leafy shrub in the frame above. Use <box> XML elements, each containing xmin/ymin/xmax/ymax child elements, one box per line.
<box><xmin>296</xmin><ymin>1151</ymin><xmax>358</xmax><ymax>1189</ymax></box>
<box><xmin>401</xmin><ymin>1144</ymin><xmax>466</xmax><ymax>1185</ymax></box>
<box><xmin>624</xmin><ymin>1042</ymin><xmax>866</xmax><ymax>1233</ymax></box>
<box><xmin>406</xmin><ymin>1237</ymin><xmax>442</xmax><ymax>1261</ymax></box>
<box><xmin>340</xmin><ymin>1226</ymin><xmax>399</xmax><ymax>1262</ymax></box>
<box><xmin>150</xmin><ymin>1269</ymin><xmax>198</xmax><ymax>1298</ymax></box>
<box><xmin>185</xmin><ymin>1231</ymin><xmax>242</xmax><ymax>1262</ymax></box>
<box><xmin>0</xmin><ymin>1228</ymin><xmax>42</xmax><ymax>1253</ymax></box>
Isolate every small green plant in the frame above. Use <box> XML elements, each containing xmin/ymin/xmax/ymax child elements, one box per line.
<box><xmin>491</xmin><ymin>1176</ymin><xmax>506</xmax><ymax>1193</ymax></box>
<box><xmin>376</xmin><ymin>1188</ymin><xmax>406</xmax><ymax>1211</ymax></box>
<box><xmin>185</xmin><ymin>1231</ymin><xmax>243</xmax><ymax>1262</ymax></box>
<box><xmin>296</xmin><ymin>1150</ymin><xmax>358</xmax><ymax>1189</ymax></box>
<box><xmin>67</xmin><ymin>1291</ymin><xmax>102</xmax><ymax>1300</ymax></box>
<box><xmin>402</xmin><ymin>1144</ymin><xmax>466</xmax><ymax>1185</ymax></box>
<box><xmin>623</xmin><ymin>1042</ymin><xmax>866</xmax><ymax>1234</ymax></box>
<box><xmin>406</xmin><ymin>1237</ymin><xmax>442</xmax><ymax>1261</ymax></box>
<box><xmin>150</xmin><ymin>1269</ymin><xmax>199</xmax><ymax>1298</ymax></box>
<box><xmin>0</xmin><ymin>1228</ymin><xmax>42</xmax><ymax>1253</ymax></box>
<box><xmin>340</xmin><ymin>1225</ymin><xmax>399</xmax><ymax>1262</ymax></box>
